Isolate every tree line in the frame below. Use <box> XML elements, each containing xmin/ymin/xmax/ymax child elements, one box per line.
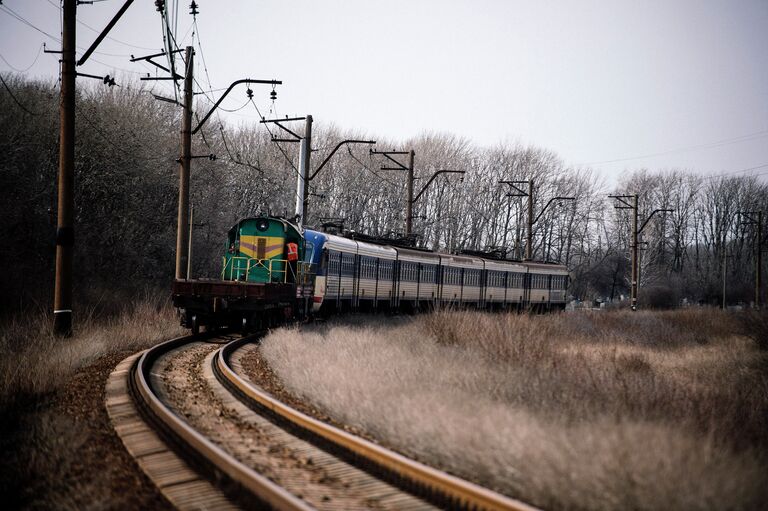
<box><xmin>1</xmin><ymin>75</ymin><xmax>765</xmax><ymax>310</ymax></box>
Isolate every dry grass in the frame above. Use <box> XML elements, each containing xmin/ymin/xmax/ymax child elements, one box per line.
<box><xmin>0</xmin><ymin>290</ymin><xmax>183</xmax><ymax>509</ymax></box>
<box><xmin>0</xmin><ymin>289</ymin><xmax>184</xmax><ymax>406</ymax></box>
<box><xmin>261</xmin><ymin>310</ymin><xmax>768</xmax><ymax>511</ymax></box>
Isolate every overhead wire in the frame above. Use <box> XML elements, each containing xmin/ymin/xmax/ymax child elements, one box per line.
<box><xmin>578</xmin><ymin>129</ymin><xmax>768</xmax><ymax>167</ymax></box>
<box><xmin>0</xmin><ymin>44</ymin><xmax>43</xmax><ymax>73</ymax></box>
<box><xmin>701</xmin><ymin>163</ymin><xmax>768</xmax><ymax>181</ymax></box>
<box><xmin>4</xmin><ymin>2</ymin><xmax>131</xmax><ymax>58</ymax></box>
<box><xmin>249</xmin><ymin>98</ymin><xmax>301</xmax><ymax>177</ymax></box>
<box><xmin>347</xmin><ymin>148</ymin><xmax>401</xmax><ymax>187</ymax></box>
<box><xmin>0</xmin><ymin>73</ymin><xmax>42</xmax><ymax>115</ymax></box>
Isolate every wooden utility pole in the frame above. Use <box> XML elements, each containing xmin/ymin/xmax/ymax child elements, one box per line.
<box><xmin>53</xmin><ymin>0</ymin><xmax>76</xmax><ymax>336</ymax></box>
<box><xmin>175</xmin><ymin>46</ymin><xmax>194</xmax><ymax>280</ymax></box>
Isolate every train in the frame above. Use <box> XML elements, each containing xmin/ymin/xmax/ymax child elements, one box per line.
<box><xmin>172</xmin><ymin>216</ymin><xmax>569</xmax><ymax>333</ymax></box>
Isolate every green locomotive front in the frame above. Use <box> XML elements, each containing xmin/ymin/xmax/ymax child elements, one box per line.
<box><xmin>222</xmin><ymin>217</ymin><xmax>305</xmax><ymax>283</ymax></box>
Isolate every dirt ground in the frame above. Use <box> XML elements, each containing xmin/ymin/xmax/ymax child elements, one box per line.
<box><xmin>0</xmin><ymin>351</ymin><xmax>171</xmax><ymax>510</ymax></box>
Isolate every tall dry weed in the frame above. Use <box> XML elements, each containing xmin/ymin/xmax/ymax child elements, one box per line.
<box><xmin>262</xmin><ymin>309</ymin><xmax>768</xmax><ymax>511</ymax></box>
<box><xmin>0</xmin><ymin>289</ymin><xmax>184</xmax><ymax>406</ymax></box>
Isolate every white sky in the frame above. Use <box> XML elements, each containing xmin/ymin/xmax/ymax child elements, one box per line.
<box><xmin>1</xmin><ymin>0</ymin><xmax>767</xmax><ymax>184</ymax></box>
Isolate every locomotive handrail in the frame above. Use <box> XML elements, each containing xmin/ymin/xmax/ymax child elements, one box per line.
<box><xmin>222</xmin><ymin>256</ymin><xmax>315</xmax><ymax>285</ymax></box>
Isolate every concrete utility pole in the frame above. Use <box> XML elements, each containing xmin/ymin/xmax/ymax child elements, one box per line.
<box><xmin>610</xmin><ymin>194</ymin><xmax>672</xmax><ymax>311</ymax></box>
<box><xmin>739</xmin><ymin>210</ymin><xmax>764</xmax><ymax>309</ymax></box>
<box><xmin>296</xmin><ymin>115</ymin><xmax>313</xmax><ymax>224</ymax></box>
<box><xmin>527</xmin><ymin>180</ymin><xmax>534</xmax><ymax>260</ymax></box>
<box><xmin>53</xmin><ymin>0</ymin><xmax>76</xmax><ymax>336</ymax></box>
<box><xmin>370</xmin><ymin>149</ymin><xmax>416</xmax><ymax>236</ymax></box>
<box><xmin>759</xmin><ymin>211</ymin><xmax>763</xmax><ymax>310</ymax></box>
<box><xmin>405</xmin><ymin>150</ymin><xmax>415</xmax><ymax>236</ymax></box>
<box><xmin>175</xmin><ymin>46</ymin><xmax>194</xmax><ymax>280</ymax></box>
<box><xmin>262</xmin><ymin>115</ymin><xmax>371</xmax><ymax>226</ymax></box>
<box><xmin>722</xmin><ymin>243</ymin><xmax>727</xmax><ymax>309</ymax></box>
<box><xmin>631</xmin><ymin>194</ymin><xmax>639</xmax><ymax>311</ymax></box>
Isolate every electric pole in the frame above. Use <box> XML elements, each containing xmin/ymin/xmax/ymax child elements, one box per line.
<box><xmin>406</xmin><ymin>150</ymin><xmax>415</xmax><ymax>235</ymax></box>
<box><xmin>298</xmin><ymin>115</ymin><xmax>313</xmax><ymax>224</ymax></box>
<box><xmin>259</xmin><ymin>116</ymin><xmax>372</xmax><ymax>226</ymax></box>
<box><xmin>50</xmin><ymin>0</ymin><xmax>135</xmax><ymax>335</ymax></box>
<box><xmin>631</xmin><ymin>194</ymin><xmax>639</xmax><ymax>311</ymax></box>
<box><xmin>370</xmin><ymin>149</ymin><xmax>415</xmax><ymax>236</ymax></box>
<box><xmin>53</xmin><ymin>0</ymin><xmax>76</xmax><ymax>336</ymax></box>
<box><xmin>755</xmin><ymin>211</ymin><xmax>763</xmax><ymax>309</ymax></box>
<box><xmin>175</xmin><ymin>46</ymin><xmax>194</xmax><ymax>280</ymax></box>
<box><xmin>527</xmin><ymin>180</ymin><xmax>534</xmax><ymax>260</ymax></box>
<box><xmin>500</xmin><ymin>179</ymin><xmax>574</xmax><ymax>261</ymax></box>
<box><xmin>738</xmin><ymin>210</ymin><xmax>764</xmax><ymax>309</ymax></box>
<box><xmin>610</xmin><ymin>194</ymin><xmax>672</xmax><ymax>310</ymax></box>
<box><xmin>722</xmin><ymin>243</ymin><xmax>727</xmax><ymax>310</ymax></box>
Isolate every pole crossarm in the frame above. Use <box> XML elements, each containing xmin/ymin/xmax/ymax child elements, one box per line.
<box><xmin>413</xmin><ymin>170</ymin><xmax>465</xmax><ymax>203</ymax></box>
<box><xmin>608</xmin><ymin>195</ymin><xmax>634</xmax><ymax>209</ymax></box>
<box><xmin>738</xmin><ymin>211</ymin><xmax>760</xmax><ymax>225</ymax></box>
<box><xmin>309</xmin><ymin>140</ymin><xmax>376</xmax><ymax>180</ymax></box>
<box><xmin>370</xmin><ymin>149</ymin><xmax>410</xmax><ymax>170</ymax></box>
<box><xmin>638</xmin><ymin>208</ymin><xmax>674</xmax><ymax>235</ymax></box>
<box><xmin>532</xmin><ymin>196</ymin><xmax>575</xmax><ymax>225</ymax></box>
<box><xmin>261</xmin><ymin>116</ymin><xmax>308</xmax><ymax>123</ymax></box>
<box><xmin>499</xmin><ymin>180</ymin><xmax>529</xmax><ymax>197</ymax></box>
<box><xmin>193</xmin><ymin>78</ymin><xmax>282</xmax><ymax>134</ymax></box>
<box><xmin>131</xmin><ymin>51</ymin><xmax>184</xmax><ymax>79</ymax></box>
<box><xmin>260</xmin><ymin>117</ymin><xmax>306</xmax><ymax>141</ymax></box>
<box><xmin>77</xmin><ymin>0</ymin><xmax>134</xmax><ymax>66</ymax></box>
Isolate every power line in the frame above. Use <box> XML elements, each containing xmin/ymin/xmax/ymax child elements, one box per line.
<box><xmin>2</xmin><ymin>3</ymin><xmax>141</xmax><ymax>61</ymax></box>
<box><xmin>701</xmin><ymin>163</ymin><xmax>768</xmax><ymax>181</ymax></box>
<box><xmin>346</xmin><ymin>147</ymin><xmax>401</xmax><ymax>187</ymax></box>
<box><xmin>1</xmin><ymin>4</ymin><xmax>61</xmax><ymax>42</ymax></box>
<box><xmin>249</xmin><ymin>99</ymin><xmax>301</xmax><ymax>177</ymax></box>
<box><xmin>0</xmin><ymin>44</ymin><xmax>43</xmax><ymax>73</ymax></box>
<box><xmin>0</xmin><ymin>73</ymin><xmax>41</xmax><ymax>115</ymax></box>
<box><xmin>578</xmin><ymin>129</ymin><xmax>768</xmax><ymax>166</ymax></box>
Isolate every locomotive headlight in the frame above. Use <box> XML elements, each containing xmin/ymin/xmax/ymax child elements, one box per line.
<box><xmin>256</xmin><ymin>219</ymin><xmax>269</xmax><ymax>231</ymax></box>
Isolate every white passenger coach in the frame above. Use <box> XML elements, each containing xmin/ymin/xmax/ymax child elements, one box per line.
<box><xmin>304</xmin><ymin>229</ymin><xmax>568</xmax><ymax>313</ymax></box>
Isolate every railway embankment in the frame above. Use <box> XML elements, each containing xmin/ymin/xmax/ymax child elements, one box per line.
<box><xmin>258</xmin><ymin>309</ymin><xmax>768</xmax><ymax>511</ymax></box>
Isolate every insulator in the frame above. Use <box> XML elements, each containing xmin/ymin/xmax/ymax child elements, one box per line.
<box><xmin>155</xmin><ymin>0</ymin><xmax>165</xmax><ymax>12</ymax></box>
<box><xmin>246</xmin><ymin>87</ymin><xmax>253</xmax><ymax>99</ymax></box>
<box><xmin>189</xmin><ymin>1</ymin><xmax>198</xmax><ymax>15</ymax></box>
<box><xmin>270</xmin><ymin>89</ymin><xmax>277</xmax><ymax>100</ymax></box>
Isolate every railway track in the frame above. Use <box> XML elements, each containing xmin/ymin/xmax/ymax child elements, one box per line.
<box><xmin>106</xmin><ymin>332</ymin><xmax>539</xmax><ymax>511</ymax></box>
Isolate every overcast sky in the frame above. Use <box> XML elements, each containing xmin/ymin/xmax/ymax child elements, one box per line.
<box><xmin>1</xmin><ymin>0</ymin><xmax>766</xmax><ymax>184</ymax></box>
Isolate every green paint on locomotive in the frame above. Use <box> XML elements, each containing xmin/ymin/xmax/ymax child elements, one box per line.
<box><xmin>222</xmin><ymin>217</ymin><xmax>304</xmax><ymax>283</ymax></box>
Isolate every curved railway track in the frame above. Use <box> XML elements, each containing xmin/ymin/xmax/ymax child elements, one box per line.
<box><xmin>107</xmin><ymin>332</ymin><xmax>539</xmax><ymax>511</ymax></box>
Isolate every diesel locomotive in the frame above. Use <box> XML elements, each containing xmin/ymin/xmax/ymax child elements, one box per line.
<box><xmin>172</xmin><ymin>216</ymin><xmax>569</xmax><ymax>332</ymax></box>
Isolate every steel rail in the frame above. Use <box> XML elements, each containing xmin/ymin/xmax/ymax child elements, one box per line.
<box><xmin>215</xmin><ymin>338</ymin><xmax>540</xmax><ymax>511</ymax></box>
<box><xmin>131</xmin><ymin>334</ymin><xmax>312</xmax><ymax>511</ymax></box>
